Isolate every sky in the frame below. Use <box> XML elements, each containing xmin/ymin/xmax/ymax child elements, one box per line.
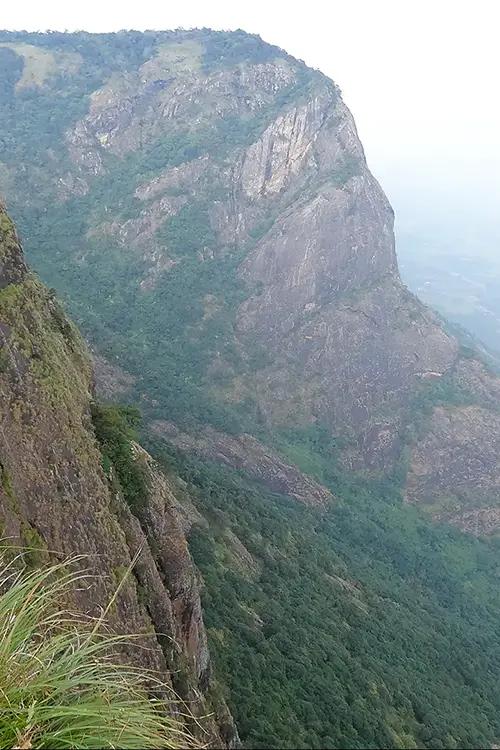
<box><xmin>2</xmin><ymin>0</ymin><xmax>499</xmax><ymax>249</ymax></box>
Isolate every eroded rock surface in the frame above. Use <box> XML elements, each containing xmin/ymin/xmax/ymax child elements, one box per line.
<box><xmin>406</xmin><ymin>403</ymin><xmax>500</xmax><ymax>534</ymax></box>
<box><xmin>2</xmin><ymin>30</ymin><xmax>500</xmax><ymax>535</ymax></box>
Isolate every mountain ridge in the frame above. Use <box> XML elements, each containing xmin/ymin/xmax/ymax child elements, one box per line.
<box><xmin>3</xmin><ymin>29</ymin><xmax>500</xmax><ymax>531</ymax></box>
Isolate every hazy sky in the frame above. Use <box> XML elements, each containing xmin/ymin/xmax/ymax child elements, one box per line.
<box><xmin>2</xmin><ymin>0</ymin><xmax>499</xmax><ymax>242</ymax></box>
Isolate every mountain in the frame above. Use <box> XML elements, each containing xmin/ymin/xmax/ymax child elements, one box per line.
<box><xmin>3</xmin><ymin>28</ymin><xmax>500</xmax><ymax>749</ymax></box>
<box><xmin>2</xmin><ymin>29</ymin><xmax>500</xmax><ymax>530</ymax></box>
<box><xmin>0</xmin><ymin>201</ymin><xmax>237</xmax><ymax>747</ymax></box>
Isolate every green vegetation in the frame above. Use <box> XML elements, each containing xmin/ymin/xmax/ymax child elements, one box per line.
<box><xmin>152</xmin><ymin>444</ymin><xmax>500</xmax><ymax>749</ymax></box>
<box><xmin>0</xmin><ymin>462</ymin><xmax>15</xmax><ymax>504</ymax></box>
<box><xmin>160</xmin><ymin>200</ymin><xmax>216</xmax><ymax>257</ymax></box>
<box><xmin>91</xmin><ymin>403</ymin><xmax>147</xmax><ymax>512</ymax></box>
<box><xmin>0</xmin><ymin>550</ymin><xmax>194</xmax><ymax>749</ymax></box>
<box><xmin>19</xmin><ymin>184</ymin><xmax>262</xmax><ymax>431</ymax></box>
<box><xmin>202</xmin><ymin>30</ymin><xmax>285</xmax><ymax>70</ymax></box>
<box><xmin>0</xmin><ymin>31</ymin><xmax>323</xmax><ymax>435</ymax></box>
<box><xmin>0</xmin><ymin>210</ymin><xmax>15</xmax><ymax>238</ymax></box>
<box><xmin>329</xmin><ymin>154</ymin><xmax>362</xmax><ymax>187</ymax></box>
<box><xmin>270</xmin><ymin>423</ymin><xmax>345</xmax><ymax>482</ymax></box>
<box><xmin>0</xmin><ymin>29</ymin><xmax>334</xmax><ymax>436</ymax></box>
<box><xmin>19</xmin><ymin>522</ymin><xmax>49</xmax><ymax>568</ymax></box>
<box><xmin>0</xmin><ymin>30</ymin><xmax>170</xmax><ymax>169</ymax></box>
<box><xmin>401</xmin><ymin>369</ymin><xmax>477</xmax><ymax>448</ymax></box>
<box><xmin>0</xmin><ymin>348</ymin><xmax>8</xmax><ymax>373</ymax></box>
<box><xmin>412</xmin><ymin>371</ymin><xmax>474</xmax><ymax>415</ymax></box>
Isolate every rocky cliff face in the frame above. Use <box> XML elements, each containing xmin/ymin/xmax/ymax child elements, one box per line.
<box><xmin>1</xmin><ymin>29</ymin><xmax>500</xmax><ymax>535</ymax></box>
<box><xmin>0</xmin><ymin>201</ymin><xmax>237</xmax><ymax>747</ymax></box>
<box><xmin>405</xmin><ymin>356</ymin><xmax>500</xmax><ymax>534</ymax></box>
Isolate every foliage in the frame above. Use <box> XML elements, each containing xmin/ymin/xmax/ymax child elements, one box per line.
<box><xmin>202</xmin><ymin>30</ymin><xmax>284</xmax><ymax>70</ymax></box>
<box><xmin>21</xmin><ymin>180</ymin><xmax>261</xmax><ymax>431</ymax></box>
<box><xmin>413</xmin><ymin>373</ymin><xmax>474</xmax><ymax>414</ymax></box>
<box><xmin>5</xmin><ymin>29</ymin><xmax>500</xmax><ymax>750</ymax></box>
<box><xmin>329</xmin><ymin>154</ymin><xmax>362</xmax><ymax>187</ymax></box>
<box><xmin>0</xmin><ymin>550</ymin><xmax>194</xmax><ymax>749</ymax></box>
<box><xmin>160</xmin><ymin>201</ymin><xmax>216</xmax><ymax>257</ymax></box>
<box><xmin>270</xmin><ymin>423</ymin><xmax>344</xmax><ymax>482</ymax></box>
<box><xmin>90</xmin><ymin>403</ymin><xmax>147</xmax><ymax>511</ymax></box>
<box><xmin>0</xmin><ymin>29</ymin><xmax>329</xmax><ymax>436</ymax></box>
<box><xmin>401</xmin><ymin>370</ymin><xmax>476</xmax><ymax>447</ymax></box>
<box><xmin>152</xmin><ymin>443</ymin><xmax>500</xmax><ymax>750</ymax></box>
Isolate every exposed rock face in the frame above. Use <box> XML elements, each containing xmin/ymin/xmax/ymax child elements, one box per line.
<box><xmin>220</xmin><ymin>85</ymin><xmax>459</xmax><ymax>471</ymax></box>
<box><xmin>406</xmin><ymin>356</ymin><xmax>500</xmax><ymax>535</ymax></box>
<box><xmin>151</xmin><ymin>420</ymin><xmax>333</xmax><ymax>507</ymax></box>
<box><xmin>406</xmin><ymin>405</ymin><xmax>500</xmax><ymax>535</ymax></box>
<box><xmin>129</xmin><ymin>443</ymin><xmax>211</xmax><ymax>685</ymax></box>
<box><xmin>0</xmin><ymin>202</ymin><xmax>236</xmax><ymax>747</ymax></box>
<box><xmin>239</xmin><ymin>279</ymin><xmax>459</xmax><ymax>469</ymax></box>
<box><xmin>1</xmin><ymin>29</ymin><xmax>500</xmax><ymax>534</ymax></box>
<box><xmin>67</xmin><ymin>51</ymin><xmax>297</xmax><ymax>173</ymax></box>
<box><xmin>240</xmin><ymin>96</ymin><xmax>333</xmax><ymax>198</ymax></box>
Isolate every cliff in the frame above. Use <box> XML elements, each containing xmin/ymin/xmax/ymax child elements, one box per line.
<box><xmin>0</xmin><ymin>201</ymin><xmax>237</xmax><ymax>747</ymax></box>
<box><xmin>0</xmin><ymin>29</ymin><xmax>494</xmax><ymax>531</ymax></box>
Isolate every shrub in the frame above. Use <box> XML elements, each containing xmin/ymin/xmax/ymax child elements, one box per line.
<box><xmin>90</xmin><ymin>403</ymin><xmax>148</xmax><ymax>512</ymax></box>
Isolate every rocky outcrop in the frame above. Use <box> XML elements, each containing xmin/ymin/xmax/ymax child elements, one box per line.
<box><xmin>129</xmin><ymin>443</ymin><xmax>211</xmax><ymax>686</ymax></box>
<box><xmin>406</xmin><ymin>364</ymin><xmax>500</xmax><ymax>535</ymax></box>
<box><xmin>229</xmin><ymin>93</ymin><xmax>460</xmax><ymax>471</ymax></box>
<box><xmin>238</xmin><ymin>278</ymin><xmax>459</xmax><ymax>469</ymax></box>
<box><xmin>240</xmin><ymin>96</ymin><xmax>332</xmax><ymax>198</ymax></box>
<box><xmin>151</xmin><ymin>420</ymin><xmax>333</xmax><ymax>507</ymax></box>
<box><xmin>0</xmin><ymin>209</ymin><xmax>27</xmax><ymax>287</ymax></box>
<box><xmin>66</xmin><ymin>51</ymin><xmax>297</xmax><ymax>173</ymax></box>
<box><xmin>0</xmin><ymin>202</ymin><xmax>236</xmax><ymax>747</ymax></box>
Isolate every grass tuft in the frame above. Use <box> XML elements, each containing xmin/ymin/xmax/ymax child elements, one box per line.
<box><xmin>0</xmin><ymin>550</ymin><xmax>198</xmax><ymax>749</ymax></box>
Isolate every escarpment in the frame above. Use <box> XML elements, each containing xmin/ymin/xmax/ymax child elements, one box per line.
<box><xmin>151</xmin><ymin>420</ymin><xmax>333</xmax><ymax>507</ymax></box>
<box><xmin>1</xmin><ymin>28</ymin><xmax>500</xmax><ymax>536</ymax></box>
<box><xmin>0</xmin><ymin>201</ymin><xmax>237</xmax><ymax>747</ymax></box>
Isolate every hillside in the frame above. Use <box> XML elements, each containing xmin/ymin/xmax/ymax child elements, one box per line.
<box><xmin>1</xmin><ymin>29</ymin><xmax>500</xmax><ymax>529</ymax></box>
<box><xmin>2</xmin><ymin>28</ymin><xmax>500</xmax><ymax>749</ymax></box>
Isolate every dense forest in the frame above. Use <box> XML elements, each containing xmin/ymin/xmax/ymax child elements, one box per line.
<box><xmin>152</xmin><ymin>441</ymin><xmax>500</xmax><ymax>749</ymax></box>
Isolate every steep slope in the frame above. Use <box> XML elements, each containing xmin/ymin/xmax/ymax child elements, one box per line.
<box><xmin>0</xmin><ymin>202</ymin><xmax>237</xmax><ymax>747</ymax></box>
<box><xmin>1</xmin><ymin>29</ymin><xmax>499</xmax><ymax>531</ymax></box>
<box><xmin>150</xmin><ymin>437</ymin><xmax>500</xmax><ymax>750</ymax></box>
